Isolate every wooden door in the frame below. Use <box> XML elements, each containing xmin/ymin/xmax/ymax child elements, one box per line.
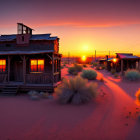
<box><xmin>15</xmin><ymin>61</ymin><xmax>23</xmax><ymax>82</ymax></box>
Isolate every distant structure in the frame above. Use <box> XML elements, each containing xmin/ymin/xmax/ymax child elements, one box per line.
<box><xmin>107</xmin><ymin>53</ymin><xmax>140</xmax><ymax>75</ymax></box>
<box><xmin>0</xmin><ymin>23</ymin><xmax>61</xmax><ymax>94</ymax></box>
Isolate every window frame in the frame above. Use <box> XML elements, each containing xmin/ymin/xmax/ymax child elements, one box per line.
<box><xmin>30</xmin><ymin>59</ymin><xmax>45</xmax><ymax>73</ymax></box>
<box><xmin>0</xmin><ymin>59</ymin><xmax>6</xmax><ymax>73</ymax></box>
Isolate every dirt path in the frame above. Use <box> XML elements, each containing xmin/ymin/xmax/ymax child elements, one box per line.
<box><xmin>0</xmin><ymin>67</ymin><xmax>139</xmax><ymax>140</ymax></box>
<box><xmin>94</xmin><ymin>70</ymin><xmax>139</xmax><ymax>140</ymax></box>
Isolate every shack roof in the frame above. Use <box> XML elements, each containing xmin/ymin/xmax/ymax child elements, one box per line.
<box><xmin>0</xmin><ymin>50</ymin><xmax>54</xmax><ymax>55</ymax></box>
<box><xmin>116</xmin><ymin>53</ymin><xmax>140</xmax><ymax>60</ymax></box>
<box><xmin>0</xmin><ymin>34</ymin><xmax>58</xmax><ymax>41</ymax></box>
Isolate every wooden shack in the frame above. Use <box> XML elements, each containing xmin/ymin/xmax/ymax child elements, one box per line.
<box><xmin>107</xmin><ymin>53</ymin><xmax>140</xmax><ymax>75</ymax></box>
<box><xmin>0</xmin><ymin>23</ymin><xmax>61</xmax><ymax>94</ymax></box>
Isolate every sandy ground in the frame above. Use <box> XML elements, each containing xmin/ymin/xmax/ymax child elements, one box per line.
<box><xmin>0</xmin><ymin>65</ymin><xmax>140</xmax><ymax>140</ymax></box>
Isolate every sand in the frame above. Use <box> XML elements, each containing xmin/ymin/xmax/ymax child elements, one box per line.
<box><xmin>0</xmin><ymin>65</ymin><xmax>140</xmax><ymax>140</ymax></box>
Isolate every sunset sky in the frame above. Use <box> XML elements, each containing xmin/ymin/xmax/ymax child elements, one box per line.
<box><xmin>0</xmin><ymin>0</ymin><xmax>140</xmax><ymax>57</ymax></box>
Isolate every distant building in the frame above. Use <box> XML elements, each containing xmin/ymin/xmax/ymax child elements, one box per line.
<box><xmin>0</xmin><ymin>23</ymin><xmax>61</xmax><ymax>94</ymax></box>
<box><xmin>107</xmin><ymin>53</ymin><xmax>140</xmax><ymax>74</ymax></box>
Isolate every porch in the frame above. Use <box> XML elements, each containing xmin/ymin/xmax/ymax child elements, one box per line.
<box><xmin>0</xmin><ymin>52</ymin><xmax>61</xmax><ymax>92</ymax></box>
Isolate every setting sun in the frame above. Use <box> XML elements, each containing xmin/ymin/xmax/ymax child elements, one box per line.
<box><xmin>81</xmin><ymin>55</ymin><xmax>86</xmax><ymax>61</ymax></box>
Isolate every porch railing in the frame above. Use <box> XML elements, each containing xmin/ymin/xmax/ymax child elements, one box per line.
<box><xmin>0</xmin><ymin>74</ymin><xmax>8</xmax><ymax>83</ymax></box>
<box><xmin>54</xmin><ymin>72</ymin><xmax>60</xmax><ymax>83</ymax></box>
<box><xmin>25</xmin><ymin>73</ymin><xmax>53</xmax><ymax>84</ymax></box>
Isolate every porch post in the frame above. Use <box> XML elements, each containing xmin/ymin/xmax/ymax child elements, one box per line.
<box><xmin>8</xmin><ymin>56</ymin><xmax>10</xmax><ymax>83</ymax></box>
<box><xmin>138</xmin><ymin>60</ymin><xmax>140</xmax><ymax>72</ymax></box>
<box><xmin>52</xmin><ymin>53</ymin><xmax>54</xmax><ymax>84</ymax></box>
<box><xmin>127</xmin><ymin>60</ymin><xmax>129</xmax><ymax>70</ymax></box>
<box><xmin>59</xmin><ymin>59</ymin><xmax>61</xmax><ymax>80</ymax></box>
<box><xmin>23</xmin><ymin>55</ymin><xmax>26</xmax><ymax>84</ymax></box>
<box><xmin>121</xmin><ymin>59</ymin><xmax>124</xmax><ymax>75</ymax></box>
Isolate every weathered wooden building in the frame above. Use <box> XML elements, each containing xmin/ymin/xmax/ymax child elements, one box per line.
<box><xmin>107</xmin><ymin>53</ymin><xmax>140</xmax><ymax>75</ymax></box>
<box><xmin>0</xmin><ymin>23</ymin><xmax>61</xmax><ymax>94</ymax></box>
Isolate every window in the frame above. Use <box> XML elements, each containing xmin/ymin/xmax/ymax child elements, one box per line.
<box><xmin>0</xmin><ymin>59</ymin><xmax>6</xmax><ymax>72</ymax></box>
<box><xmin>30</xmin><ymin>59</ymin><xmax>44</xmax><ymax>72</ymax></box>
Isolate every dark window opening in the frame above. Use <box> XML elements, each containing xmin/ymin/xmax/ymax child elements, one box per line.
<box><xmin>22</xmin><ymin>36</ymin><xmax>24</xmax><ymax>42</ymax></box>
<box><xmin>6</xmin><ymin>44</ymin><xmax>11</xmax><ymax>47</ymax></box>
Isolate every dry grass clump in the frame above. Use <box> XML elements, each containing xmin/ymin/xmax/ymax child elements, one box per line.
<box><xmin>83</xmin><ymin>64</ymin><xmax>87</xmax><ymax>67</ymax></box>
<box><xmin>111</xmin><ymin>69</ymin><xmax>116</xmax><ymax>75</ymax></box>
<box><xmin>74</xmin><ymin>64</ymin><xmax>83</xmax><ymax>72</ymax></box>
<box><xmin>100</xmin><ymin>77</ymin><xmax>104</xmax><ymax>82</ymax></box>
<box><xmin>40</xmin><ymin>92</ymin><xmax>49</xmax><ymax>98</ymax></box>
<box><xmin>114</xmin><ymin>73</ymin><xmax>119</xmax><ymax>78</ymax></box>
<box><xmin>55</xmin><ymin>76</ymin><xmax>98</xmax><ymax>105</ymax></box>
<box><xmin>125</xmin><ymin>69</ymin><xmax>140</xmax><ymax>81</ymax></box>
<box><xmin>28</xmin><ymin>90</ymin><xmax>40</xmax><ymax>100</ymax></box>
<box><xmin>28</xmin><ymin>90</ymin><xmax>50</xmax><ymax>100</ymax></box>
<box><xmin>68</xmin><ymin>67</ymin><xmax>78</xmax><ymax>75</ymax></box>
<box><xmin>81</xmin><ymin>69</ymin><xmax>97</xmax><ymax>80</ymax></box>
<box><xmin>68</xmin><ymin>64</ymin><xmax>83</xmax><ymax>75</ymax></box>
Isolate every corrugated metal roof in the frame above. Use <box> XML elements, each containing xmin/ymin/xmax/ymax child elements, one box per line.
<box><xmin>30</xmin><ymin>34</ymin><xmax>51</xmax><ymax>40</ymax></box>
<box><xmin>0</xmin><ymin>35</ymin><xmax>16</xmax><ymax>41</ymax></box>
<box><xmin>116</xmin><ymin>53</ymin><xmax>140</xmax><ymax>59</ymax></box>
<box><xmin>0</xmin><ymin>34</ymin><xmax>58</xmax><ymax>41</ymax></box>
<box><xmin>0</xmin><ymin>50</ymin><xmax>54</xmax><ymax>55</ymax></box>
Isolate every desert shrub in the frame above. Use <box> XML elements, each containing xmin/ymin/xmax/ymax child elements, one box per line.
<box><xmin>96</xmin><ymin>66</ymin><xmax>101</xmax><ymax>70</ymax></box>
<box><xmin>28</xmin><ymin>90</ymin><xmax>38</xmax><ymax>96</ymax></box>
<box><xmin>68</xmin><ymin>67</ymin><xmax>77</xmax><ymax>75</ymax></box>
<box><xmin>101</xmin><ymin>65</ymin><xmax>106</xmax><ymax>70</ymax></box>
<box><xmin>114</xmin><ymin>73</ymin><xmax>119</xmax><ymax>78</ymax></box>
<box><xmin>74</xmin><ymin>64</ymin><xmax>83</xmax><ymax>72</ymax></box>
<box><xmin>100</xmin><ymin>77</ymin><xmax>104</xmax><ymax>82</ymax></box>
<box><xmin>28</xmin><ymin>90</ymin><xmax>40</xmax><ymax>100</ymax></box>
<box><xmin>125</xmin><ymin>69</ymin><xmax>140</xmax><ymax>81</ymax></box>
<box><xmin>81</xmin><ymin>70</ymin><xmax>97</xmax><ymax>80</ymax></box>
<box><xmin>111</xmin><ymin>69</ymin><xmax>116</xmax><ymax>75</ymax></box>
<box><xmin>68</xmin><ymin>64</ymin><xmax>83</xmax><ymax>75</ymax></box>
<box><xmin>93</xmin><ymin>62</ymin><xmax>98</xmax><ymax>67</ymax></box>
<box><xmin>55</xmin><ymin>76</ymin><xmax>98</xmax><ymax>105</ymax></box>
<box><xmin>83</xmin><ymin>64</ymin><xmax>87</xmax><ymax>67</ymax></box>
<box><xmin>40</xmin><ymin>92</ymin><xmax>49</xmax><ymax>98</ymax></box>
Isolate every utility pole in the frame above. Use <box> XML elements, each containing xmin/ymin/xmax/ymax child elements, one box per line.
<box><xmin>109</xmin><ymin>51</ymin><xmax>110</xmax><ymax>58</ymax></box>
<box><xmin>92</xmin><ymin>54</ymin><xmax>93</xmax><ymax>63</ymax></box>
<box><xmin>95</xmin><ymin>50</ymin><xmax>96</xmax><ymax>62</ymax></box>
<box><xmin>68</xmin><ymin>52</ymin><xmax>70</xmax><ymax>64</ymax></box>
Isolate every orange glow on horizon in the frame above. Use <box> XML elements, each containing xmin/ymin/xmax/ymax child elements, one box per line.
<box><xmin>81</xmin><ymin>56</ymin><xmax>86</xmax><ymax>61</ymax></box>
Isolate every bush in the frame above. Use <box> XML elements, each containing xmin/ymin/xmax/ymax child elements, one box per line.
<box><xmin>81</xmin><ymin>70</ymin><xmax>97</xmax><ymax>80</ymax></box>
<box><xmin>111</xmin><ymin>69</ymin><xmax>116</xmax><ymax>75</ymax></box>
<box><xmin>40</xmin><ymin>92</ymin><xmax>49</xmax><ymax>98</ymax></box>
<box><xmin>28</xmin><ymin>90</ymin><xmax>40</xmax><ymax>100</ymax></box>
<box><xmin>83</xmin><ymin>64</ymin><xmax>87</xmax><ymax>67</ymax></box>
<box><xmin>93</xmin><ymin>62</ymin><xmax>98</xmax><ymax>67</ymax></box>
<box><xmin>96</xmin><ymin>66</ymin><xmax>101</xmax><ymax>70</ymax></box>
<box><xmin>101</xmin><ymin>65</ymin><xmax>106</xmax><ymax>70</ymax></box>
<box><xmin>68</xmin><ymin>67</ymin><xmax>77</xmax><ymax>75</ymax></box>
<box><xmin>100</xmin><ymin>77</ymin><xmax>104</xmax><ymax>82</ymax></box>
<box><xmin>125</xmin><ymin>69</ymin><xmax>140</xmax><ymax>81</ymax></box>
<box><xmin>68</xmin><ymin>64</ymin><xmax>83</xmax><ymax>75</ymax></box>
<box><xmin>28</xmin><ymin>90</ymin><xmax>38</xmax><ymax>96</ymax></box>
<box><xmin>74</xmin><ymin>64</ymin><xmax>83</xmax><ymax>72</ymax></box>
<box><xmin>114</xmin><ymin>73</ymin><xmax>119</xmax><ymax>78</ymax></box>
<box><xmin>55</xmin><ymin>76</ymin><xmax>98</xmax><ymax>105</ymax></box>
